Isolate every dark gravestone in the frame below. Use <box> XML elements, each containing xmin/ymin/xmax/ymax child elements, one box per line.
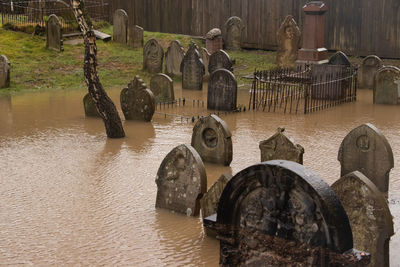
<box><xmin>338</xmin><ymin>123</ymin><xmax>393</xmax><ymax>198</ymax></box>
<box><xmin>143</xmin><ymin>39</ymin><xmax>164</xmax><ymax>73</ymax></box>
<box><xmin>312</xmin><ymin>64</ymin><xmax>346</xmax><ymax>100</ymax></box>
<box><xmin>0</xmin><ymin>55</ymin><xmax>10</xmax><ymax>88</ymax></box>
<box><xmin>180</xmin><ymin>43</ymin><xmax>205</xmax><ymax>90</ymax></box>
<box><xmin>46</xmin><ymin>14</ymin><xmax>63</xmax><ymax>52</ymax></box>
<box><xmin>276</xmin><ymin>15</ymin><xmax>301</xmax><ymax>68</ymax></box>
<box><xmin>128</xmin><ymin>25</ymin><xmax>143</xmax><ymax>48</ymax></box>
<box><xmin>223</xmin><ymin>16</ymin><xmax>245</xmax><ymax>50</ymax></box>
<box><xmin>120</xmin><ymin>76</ymin><xmax>155</xmax><ymax>121</ymax></box>
<box><xmin>165</xmin><ymin>40</ymin><xmax>185</xmax><ymax>77</ymax></box>
<box><xmin>199</xmin><ymin>48</ymin><xmax>211</xmax><ymax>79</ymax></box>
<box><xmin>359</xmin><ymin>55</ymin><xmax>383</xmax><ymax>89</ymax></box>
<box><xmin>83</xmin><ymin>93</ymin><xmax>100</xmax><ymax>117</ymax></box>
<box><xmin>113</xmin><ymin>9</ymin><xmax>128</xmax><ymax>44</ymax></box>
<box><xmin>328</xmin><ymin>51</ymin><xmax>351</xmax><ymax>66</ymax></box>
<box><xmin>207</xmin><ymin>69</ymin><xmax>237</xmax><ymax>111</ymax></box>
<box><xmin>259</xmin><ymin>127</ymin><xmax>304</xmax><ymax>164</ymax></box>
<box><xmin>155</xmin><ymin>144</ymin><xmax>207</xmax><ymax>216</ymax></box>
<box><xmin>205</xmin><ymin>28</ymin><xmax>223</xmax><ymax>54</ymax></box>
<box><xmin>208</xmin><ymin>50</ymin><xmax>233</xmax><ymax>75</ymax></box>
<box><xmin>191</xmin><ymin>114</ymin><xmax>233</xmax><ymax>166</ymax></box>
<box><xmin>332</xmin><ymin>171</ymin><xmax>394</xmax><ymax>267</ymax></box>
<box><xmin>150</xmin><ymin>73</ymin><xmax>174</xmax><ymax>103</ymax></box>
<box><xmin>373</xmin><ymin>66</ymin><xmax>400</xmax><ymax>105</ymax></box>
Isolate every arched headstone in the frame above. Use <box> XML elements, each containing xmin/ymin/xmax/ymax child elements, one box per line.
<box><xmin>223</xmin><ymin>16</ymin><xmax>245</xmax><ymax>50</ymax></box>
<box><xmin>276</xmin><ymin>15</ymin><xmax>301</xmax><ymax>68</ymax></box>
<box><xmin>373</xmin><ymin>66</ymin><xmax>400</xmax><ymax>105</ymax></box>
<box><xmin>165</xmin><ymin>40</ymin><xmax>185</xmax><ymax>77</ymax></box>
<box><xmin>155</xmin><ymin>144</ymin><xmax>207</xmax><ymax>217</ymax></box>
<box><xmin>359</xmin><ymin>55</ymin><xmax>383</xmax><ymax>89</ymax></box>
<box><xmin>328</xmin><ymin>51</ymin><xmax>351</xmax><ymax>66</ymax></box>
<box><xmin>128</xmin><ymin>25</ymin><xmax>143</xmax><ymax>48</ymax></box>
<box><xmin>113</xmin><ymin>9</ymin><xmax>128</xmax><ymax>44</ymax></box>
<box><xmin>0</xmin><ymin>55</ymin><xmax>10</xmax><ymax>88</ymax></box>
<box><xmin>143</xmin><ymin>39</ymin><xmax>164</xmax><ymax>73</ymax></box>
<box><xmin>207</xmin><ymin>69</ymin><xmax>237</xmax><ymax>111</ymax></box>
<box><xmin>208</xmin><ymin>50</ymin><xmax>233</xmax><ymax>75</ymax></box>
<box><xmin>332</xmin><ymin>171</ymin><xmax>394</xmax><ymax>267</ymax></box>
<box><xmin>191</xmin><ymin>114</ymin><xmax>232</xmax><ymax>166</ymax></box>
<box><xmin>180</xmin><ymin>42</ymin><xmax>205</xmax><ymax>90</ymax></box>
<box><xmin>120</xmin><ymin>76</ymin><xmax>155</xmax><ymax>121</ymax></box>
<box><xmin>83</xmin><ymin>93</ymin><xmax>100</xmax><ymax>117</ymax></box>
<box><xmin>150</xmin><ymin>73</ymin><xmax>174</xmax><ymax>103</ymax></box>
<box><xmin>46</xmin><ymin>14</ymin><xmax>63</xmax><ymax>52</ymax></box>
<box><xmin>199</xmin><ymin>47</ymin><xmax>211</xmax><ymax>79</ymax></box>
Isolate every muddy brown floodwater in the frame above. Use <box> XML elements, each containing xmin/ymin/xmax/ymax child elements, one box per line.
<box><xmin>0</xmin><ymin>84</ymin><xmax>399</xmax><ymax>266</ymax></box>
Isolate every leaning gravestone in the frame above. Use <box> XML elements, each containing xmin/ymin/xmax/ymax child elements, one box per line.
<box><xmin>150</xmin><ymin>73</ymin><xmax>174</xmax><ymax>103</ymax></box>
<box><xmin>332</xmin><ymin>171</ymin><xmax>394</xmax><ymax>267</ymax></box>
<box><xmin>207</xmin><ymin>69</ymin><xmax>237</xmax><ymax>111</ymax></box>
<box><xmin>46</xmin><ymin>14</ymin><xmax>63</xmax><ymax>52</ymax></box>
<box><xmin>165</xmin><ymin>40</ymin><xmax>185</xmax><ymax>77</ymax></box>
<box><xmin>276</xmin><ymin>15</ymin><xmax>301</xmax><ymax>68</ymax></box>
<box><xmin>113</xmin><ymin>9</ymin><xmax>128</xmax><ymax>44</ymax></box>
<box><xmin>143</xmin><ymin>39</ymin><xmax>164</xmax><ymax>73</ymax></box>
<box><xmin>83</xmin><ymin>93</ymin><xmax>100</xmax><ymax>117</ymax></box>
<box><xmin>328</xmin><ymin>51</ymin><xmax>351</xmax><ymax>66</ymax></box>
<box><xmin>259</xmin><ymin>127</ymin><xmax>304</xmax><ymax>164</ymax></box>
<box><xmin>223</xmin><ymin>16</ymin><xmax>245</xmax><ymax>50</ymax></box>
<box><xmin>128</xmin><ymin>25</ymin><xmax>143</xmax><ymax>48</ymax></box>
<box><xmin>0</xmin><ymin>55</ymin><xmax>10</xmax><ymax>88</ymax></box>
<box><xmin>338</xmin><ymin>123</ymin><xmax>393</xmax><ymax>198</ymax></box>
<box><xmin>155</xmin><ymin>144</ymin><xmax>207</xmax><ymax>217</ymax></box>
<box><xmin>208</xmin><ymin>50</ymin><xmax>233</xmax><ymax>75</ymax></box>
<box><xmin>180</xmin><ymin>42</ymin><xmax>205</xmax><ymax>90</ymax></box>
<box><xmin>120</xmin><ymin>76</ymin><xmax>155</xmax><ymax>121</ymax></box>
<box><xmin>199</xmin><ymin>48</ymin><xmax>211</xmax><ymax>79</ymax></box>
<box><xmin>374</xmin><ymin>66</ymin><xmax>400</xmax><ymax>105</ymax></box>
<box><xmin>359</xmin><ymin>55</ymin><xmax>383</xmax><ymax>89</ymax></box>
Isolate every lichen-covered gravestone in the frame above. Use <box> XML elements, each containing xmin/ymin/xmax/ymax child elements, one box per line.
<box><xmin>165</xmin><ymin>40</ymin><xmax>185</xmax><ymax>77</ymax></box>
<box><xmin>83</xmin><ymin>93</ymin><xmax>100</xmax><ymax>117</ymax></box>
<box><xmin>46</xmin><ymin>14</ymin><xmax>63</xmax><ymax>52</ymax></box>
<box><xmin>328</xmin><ymin>51</ymin><xmax>351</xmax><ymax>66</ymax></box>
<box><xmin>155</xmin><ymin>144</ymin><xmax>207</xmax><ymax>216</ymax></box>
<box><xmin>208</xmin><ymin>50</ymin><xmax>233</xmax><ymax>75</ymax></box>
<box><xmin>374</xmin><ymin>66</ymin><xmax>400</xmax><ymax>105</ymax></box>
<box><xmin>359</xmin><ymin>55</ymin><xmax>383</xmax><ymax>89</ymax></box>
<box><xmin>191</xmin><ymin>115</ymin><xmax>232</xmax><ymax>165</ymax></box>
<box><xmin>259</xmin><ymin>127</ymin><xmax>304</xmax><ymax>164</ymax></box>
<box><xmin>150</xmin><ymin>73</ymin><xmax>174</xmax><ymax>103</ymax></box>
<box><xmin>207</xmin><ymin>69</ymin><xmax>237</xmax><ymax>111</ymax></box>
<box><xmin>180</xmin><ymin>43</ymin><xmax>205</xmax><ymax>90</ymax></box>
<box><xmin>199</xmin><ymin>48</ymin><xmax>211</xmax><ymax>79</ymax></box>
<box><xmin>338</xmin><ymin>123</ymin><xmax>393</xmax><ymax>198</ymax></box>
<box><xmin>276</xmin><ymin>15</ymin><xmax>301</xmax><ymax>68</ymax></box>
<box><xmin>113</xmin><ymin>9</ymin><xmax>128</xmax><ymax>44</ymax></box>
<box><xmin>143</xmin><ymin>39</ymin><xmax>164</xmax><ymax>73</ymax></box>
<box><xmin>0</xmin><ymin>55</ymin><xmax>10</xmax><ymax>88</ymax></box>
<box><xmin>120</xmin><ymin>76</ymin><xmax>155</xmax><ymax>121</ymax></box>
<box><xmin>332</xmin><ymin>171</ymin><xmax>394</xmax><ymax>267</ymax></box>
<box><xmin>128</xmin><ymin>25</ymin><xmax>143</xmax><ymax>48</ymax></box>
<box><xmin>223</xmin><ymin>16</ymin><xmax>245</xmax><ymax>50</ymax></box>
<box><xmin>205</xmin><ymin>28</ymin><xmax>223</xmax><ymax>54</ymax></box>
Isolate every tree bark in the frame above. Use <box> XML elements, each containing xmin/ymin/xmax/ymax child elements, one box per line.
<box><xmin>70</xmin><ymin>0</ymin><xmax>125</xmax><ymax>138</ymax></box>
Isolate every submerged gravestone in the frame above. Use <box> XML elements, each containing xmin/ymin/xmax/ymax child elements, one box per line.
<box><xmin>150</xmin><ymin>74</ymin><xmax>174</xmax><ymax>103</ymax></box>
<box><xmin>191</xmin><ymin>115</ymin><xmax>232</xmax><ymax>166</ymax></box>
<box><xmin>83</xmin><ymin>93</ymin><xmax>100</xmax><ymax>117</ymax></box>
<box><xmin>201</xmin><ymin>172</ymin><xmax>232</xmax><ymax>219</ymax></box>
<box><xmin>207</xmin><ymin>69</ymin><xmax>237</xmax><ymax>111</ymax></box>
<box><xmin>208</xmin><ymin>50</ymin><xmax>233</xmax><ymax>75</ymax></box>
<box><xmin>143</xmin><ymin>39</ymin><xmax>164</xmax><ymax>73</ymax></box>
<box><xmin>223</xmin><ymin>16</ymin><xmax>245</xmax><ymax>50</ymax></box>
<box><xmin>165</xmin><ymin>40</ymin><xmax>185</xmax><ymax>77</ymax></box>
<box><xmin>276</xmin><ymin>15</ymin><xmax>301</xmax><ymax>68</ymax></box>
<box><xmin>46</xmin><ymin>14</ymin><xmax>63</xmax><ymax>52</ymax></box>
<box><xmin>374</xmin><ymin>66</ymin><xmax>400</xmax><ymax>105</ymax></box>
<box><xmin>155</xmin><ymin>144</ymin><xmax>207</xmax><ymax>216</ymax></box>
<box><xmin>259</xmin><ymin>127</ymin><xmax>304</xmax><ymax>164</ymax></box>
<box><xmin>328</xmin><ymin>51</ymin><xmax>351</xmax><ymax>66</ymax></box>
<box><xmin>128</xmin><ymin>25</ymin><xmax>143</xmax><ymax>48</ymax></box>
<box><xmin>180</xmin><ymin>43</ymin><xmax>205</xmax><ymax>90</ymax></box>
<box><xmin>113</xmin><ymin>9</ymin><xmax>128</xmax><ymax>44</ymax></box>
<box><xmin>205</xmin><ymin>28</ymin><xmax>223</xmax><ymax>54</ymax></box>
<box><xmin>0</xmin><ymin>55</ymin><xmax>10</xmax><ymax>88</ymax></box>
<box><xmin>332</xmin><ymin>171</ymin><xmax>394</xmax><ymax>267</ymax></box>
<box><xmin>199</xmin><ymin>48</ymin><xmax>211</xmax><ymax>79</ymax></box>
<box><xmin>120</xmin><ymin>76</ymin><xmax>155</xmax><ymax>121</ymax></box>
<box><xmin>359</xmin><ymin>55</ymin><xmax>383</xmax><ymax>89</ymax></box>
<box><xmin>338</xmin><ymin>123</ymin><xmax>393</xmax><ymax>198</ymax></box>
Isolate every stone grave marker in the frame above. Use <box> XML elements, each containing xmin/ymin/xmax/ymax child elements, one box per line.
<box><xmin>332</xmin><ymin>171</ymin><xmax>394</xmax><ymax>267</ymax></box>
<box><xmin>207</xmin><ymin>69</ymin><xmax>237</xmax><ymax>111</ymax></box>
<box><xmin>155</xmin><ymin>144</ymin><xmax>207</xmax><ymax>217</ymax></box>
<box><xmin>113</xmin><ymin>9</ymin><xmax>128</xmax><ymax>44</ymax></box>
<box><xmin>374</xmin><ymin>66</ymin><xmax>400</xmax><ymax>105</ymax></box>
<box><xmin>259</xmin><ymin>127</ymin><xmax>304</xmax><ymax>164</ymax></box>
<box><xmin>223</xmin><ymin>16</ymin><xmax>245</xmax><ymax>50</ymax></box>
<box><xmin>83</xmin><ymin>93</ymin><xmax>100</xmax><ymax>117</ymax></box>
<box><xmin>199</xmin><ymin>48</ymin><xmax>211</xmax><ymax>79</ymax></box>
<box><xmin>128</xmin><ymin>25</ymin><xmax>143</xmax><ymax>48</ymax></box>
<box><xmin>46</xmin><ymin>14</ymin><xmax>63</xmax><ymax>52</ymax></box>
<box><xmin>338</xmin><ymin>123</ymin><xmax>393</xmax><ymax>198</ymax></box>
<box><xmin>208</xmin><ymin>49</ymin><xmax>233</xmax><ymax>75</ymax></box>
<box><xmin>0</xmin><ymin>55</ymin><xmax>10</xmax><ymax>88</ymax></box>
<box><xmin>359</xmin><ymin>55</ymin><xmax>383</xmax><ymax>89</ymax></box>
<box><xmin>205</xmin><ymin>28</ymin><xmax>223</xmax><ymax>54</ymax></box>
<box><xmin>143</xmin><ymin>39</ymin><xmax>164</xmax><ymax>73</ymax></box>
<box><xmin>165</xmin><ymin>40</ymin><xmax>185</xmax><ymax>77</ymax></box>
<box><xmin>150</xmin><ymin>73</ymin><xmax>174</xmax><ymax>103</ymax></box>
<box><xmin>276</xmin><ymin>15</ymin><xmax>301</xmax><ymax>68</ymax></box>
<box><xmin>328</xmin><ymin>51</ymin><xmax>351</xmax><ymax>66</ymax></box>
<box><xmin>120</xmin><ymin>76</ymin><xmax>155</xmax><ymax>121</ymax></box>
<box><xmin>180</xmin><ymin>42</ymin><xmax>205</xmax><ymax>90</ymax></box>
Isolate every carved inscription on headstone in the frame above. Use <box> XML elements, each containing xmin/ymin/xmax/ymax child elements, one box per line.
<box><xmin>150</xmin><ymin>73</ymin><xmax>174</xmax><ymax>103</ymax></box>
<box><xmin>83</xmin><ymin>93</ymin><xmax>100</xmax><ymax>117</ymax></box>
<box><xmin>328</xmin><ymin>51</ymin><xmax>351</xmax><ymax>66</ymax></box>
<box><xmin>223</xmin><ymin>16</ymin><xmax>245</xmax><ymax>50</ymax></box>
<box><xmin>0</xmin><ymin>55</ymin><xmax>10</xmax><ymax>88</ymax></box>
<box><xmin>373</xmin><ymin>66</ymin><xmax>400</xmax><ymax>105</ymax></box>
<box><xmin>208</xmin><ymin>50</ymin><xmax>233</xmax><ymax>75</ymax></box>
<box><xmin>128</xmin><ymin>25</ymin><xmax>143</xmax><ymax>48</ymax></box>
<box><xmin>46</xmin><ymin>14</ymin><xmax>63</xmax><ymax>52</ymax></box>
<box><xmin>143</xmin><ymin>39</ymin><xmax>164</xmax><ymax>73</ymax></box>
<box><xmin>180</xmin><ymin>43</ymin><xmax>205</xmax><ymax>90</ymax></box>
<box><xmin>207</xmin><ymin>69</ymin><xmax>237</xmax><ymax>111</ymax></box>
<box><xmin>359</xmin><ymin>55</ymin><xmax>383</xmax><ymax>89</ymax></box>
<box><xmin>165</xmin><ymin>40</ymin><xmax>185</xmax><ymax>76</ymax></box>
<box><xmin>113</xmin><ymin>9</ymin><xmax>128</xmax><ymax>44</ymax></box>
<box><xmin>276</xmin><ymin>15</ymin><xmax>301</xmax><ymax>68</ymax></box>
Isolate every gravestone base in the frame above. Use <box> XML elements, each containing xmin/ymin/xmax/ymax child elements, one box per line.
<box><xmin>296</xmin><ymin>48</ymin><xmax>329</xmax><ymax>65</ymax></box>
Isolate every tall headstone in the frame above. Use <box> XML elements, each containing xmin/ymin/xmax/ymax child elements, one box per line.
<box><xmin>359</xmin><ymin>55</ymin><xmax>383</xmax><ymax>89</ymax></box>
<box><xmin>259</xmin><ymin>127</ymin><xmax>304</xmax><ymax>164</ymax></box>
<box><xmin>83</xmin><ymin>93</ymin><xmax>101</xmax><ymax>117</ymax></box>
<box><xmin>191</xmin><ymin>115</ymin><xmax>232</xmax><ymax>166</ymax></box>
<box><xmin>128</xmin><ymin>25</ymin><xmax>143</xmax><ymax>48</ymax></box>
<box><xmin>207</xmin><ymin>69</ymin><xmax>237</xmax><ymax>111</ymax></box>
<box><xmin>338</xmin><ymin>123</ymin><xmax>393</xmax><ymax>198</ymax></box>
<box><xmin>223</xmin><ymin>16</ymin><xmax>245</xmax><ymax>50</ymax></box>
<box><xmin>328</xmin><ymin>51</ymin><xmax>351</xmax><ymax>66</ymax></box>
<box><xmin>373</xmin><ymin>66</ymin><xmax>400</xmax><ymax>105</ymax></box>
<box><xmin>46</xmin><ymin>14</ymin><xmax>63</xmax><ymax>52</ymax></box>
<box><xmin>143</xmin><ymin>39</ymin><xmax>164</xmax><ymax>73</ymax></box>
<box><xmin>120</xmin><ymin>76</ymin><xmax>155</xmax><ymax>121</ymax></box>
<box><xmin>332</xmin><ymin>171</ymin><xmax>394</xmax><ymax>267</ymax></box>
<box><xmin>180</xmin><ymin>43</ymin><xmax>205</xmax><ymax>90</ymax></box>
<box><xmin>205</xmin><ymin>28</ymin><xmax>223</xmax><ymax>54</ymax></box>
<box><xmin>208</xmin><ymin>50</ymin><xmax>233</xmax><ymax>75</ymax></box>
<box><xmin>0</xmin><ymin>55</ymin><xmax>10</xmax><ymax>88</ymax></box>
<box><xmin>199</xmin><ymin>48</ymin><xmax>211</xmax><ymax>79</ymax></box>
<box><xmin>150</xmin><ymin>73</ymin><xmax>174</xmax><ymax>103</ymax></box>
<box><xmin>113</xmin><ymin>9</ymin><xmax>128</xmax><ymax>44</ymax></box>
<box><xmin>165</xmin><ymin>40</ymin><xmax>185</xmax><ymax>77</ymax></box>
<box><xmin>155</xmin><ymin>144</ymin><xmax>207</xmax><ymax>217</ymax></box>
<box><xmin>276</xmin><ymin>15</ymin><xmax>301</xmax><ymax>68</ymax></box>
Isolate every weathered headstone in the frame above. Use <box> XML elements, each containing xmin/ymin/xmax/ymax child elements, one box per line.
<box><xmin>276</xmin><ymin>15</ymin><xmax>301</xmax><ymax>68</ymax></box>
<box><xmin>143</xmin><ymin>39</ymin><xmax>164</xmax><ymax>73</ymax></box>
<box><xmin>180</xmin><ymin>42</ymin><xmax>205</xmax><ymax>90</ymax></box>
<box><xmin>373</xmin><ymin>66</ymin><xmax>400</xmax><ymax>105</ymax></box>
<box><xmin>0</xmin><ymin>55</ymin><xmax>10</xmax><ymax>88</ymax></box>
<box><xmin>113</xmin><ymin>9</ymin><xmax>128</xmax><ymax>44</ymax></box>
<box><xmin>338</xmin><ymin>123</ymin><xmax>394</xmax><ymax>198</ymax></box>
<box><xmin>311</xmin><ymin>64</ymin><xmax>346</xmax><ymax>100</ymax></box>
<box><xmin>328</xmin><ymin>51</ymin><xmax>351</xmax><ymax>66</ymax></box>
<box><xmin>150</xmin><ymin>73</ymin><xmax>174</xmax><ymax>103</ymax></box>
<box><xmin>223</xmin><ymin>16</ymin><xmax>245</xmax><ymax>50</ymax></box>
<box><xmin>120</xmin><ymin>76</ymin><xmax>155</xmax><ymax>121</ymax></box>
<box><xmin>359</xmin><ymin>55</ymin><xmax>383</xmax><ymax>89</ymax></box>
<box><xmin>128</xmin><ymin>25</ymin><xmax>143</xmax><ymax>48</ymax></box>
<box><xmin>332</xmin><ymin>171</ymin><xmax>394</xmax><ymax>267</ymax></box>
<box><xmin>155</xmin><ymin>144</ymin><xmax>207</xmax><ymax>216</ymax></box>
<box><xmin>164</xmin><ymin>40</ymin><xmax>185</xmax><ymax>77</ymax></box>
<box><xmin>205</xmin><ymin>28</ymin><xmax>223</xmax><ymax>54</ymax></box>
<box><xmin>199</xmin><ymin>48</ymin><xmax>211</xmax><ymax>79</ymax></box>
<box><xmin>207</xmin><ymin>69</ymin><xmax>237</xmax><ymax>111</ymax></box>
<box><xmin>46</xmin><ymin>14</ymin><xmax>63</xmax><ymax>52</ymax></box>
<box><xmin>259</xmin><ymin>127</ymin><xmax>304</xmax><ymax>164</ymax></box>
<box><xmin>83</xmin><ymin>93</ymin><xmax>100</xmax><ymax>117</ymax></box>
<box><xmin>208</xmin><ymin>50</ymin><xmax>233</xmax><ymax>75</ymax></box>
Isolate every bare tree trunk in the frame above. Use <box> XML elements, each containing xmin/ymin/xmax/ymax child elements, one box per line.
<box><xmin>71</xmin><ymin>0</ymin><xmax>125</xmax><ymax>138</ymax></box>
